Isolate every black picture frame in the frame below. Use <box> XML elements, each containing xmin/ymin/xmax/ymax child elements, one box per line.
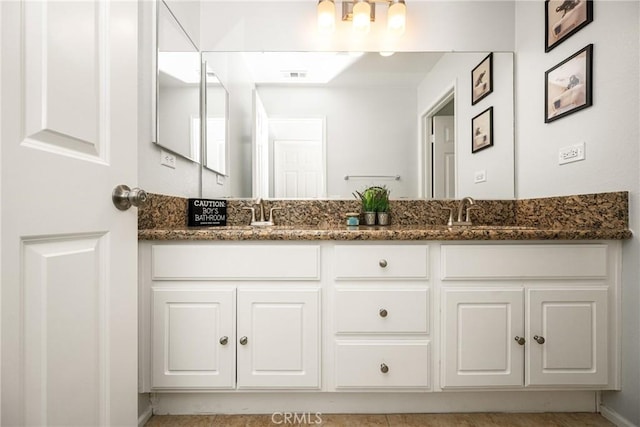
<box><xmin>471</xmin><ymin>53</ymin><xmax>493</xmax><ymax>105</ymax></box>
<box><xmin>545</xmin><ymin>0</ymin><xmax>593</xmax><ymax>52</ymax></box>
<box><xmin>472</xmin><ymin>107</ymin><xmax>493</xmax><ymax>153</ymax></box>
<box><xmin>545</xmin><ymin>44</ymin><xmax>593</xmax><ymax>123</ymax></box>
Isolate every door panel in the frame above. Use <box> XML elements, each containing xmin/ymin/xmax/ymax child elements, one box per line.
<box><xmin>237</xmin><ymin>289</ymin><xmax>320</xmax><ymax>389</ymax></box>
<box><xmin>1</xmin><ymin>1</ymin><xmax>138</xmax><ymax>424</ymax></box>
<box><xmin>433</xmin><ymin>115</ymin><xmax>455</xmax><ymax>199</ymax></box>
<box><xmin>152</xmin><ymin>289</ymin><xmax>236</xmax><ymax>389</ymax></box>
<box><xmin>527</xmin><ymin>288</ymin><xmax>608</xmax><ymax>386</ymax></box>
<box><xmin>442</xmin><ymin>288</ymin><xmax>524</xmax><ymax>388</ymax></box>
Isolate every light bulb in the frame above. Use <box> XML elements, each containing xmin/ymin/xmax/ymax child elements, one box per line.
<box><xmin>352</xmin><ymin>1</ymin><xmax>371</xmax><ymax>35</ymax></box>
<box><xmin>317</xmin><ymin>0</ymin><xmax>336</xmax><ymax>34</ymax></box>
<box><xmin>387</xmin><ymin>0</ymin><xmax>406</xmax><ymax>36</ymax></box>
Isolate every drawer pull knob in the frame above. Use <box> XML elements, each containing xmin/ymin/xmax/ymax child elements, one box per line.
<box><xmin>380</xmin><ymin>363</ymin><xmax>389</xmax><ymax>373</ymax></box>
<box><xmin>239</xmin><ymin>336</ymin><xmax>248</xmax><ymax>345</ymax></box>
<box><xmin>219</xmin><ymin>336</ymin><xmax>229</xmax><ymax>345</ymax></box>
<box><xmin>533</xmin><ymin>335</ymin><xmax>545</xmax><ymax>344</ymax></box>
<box><xmin>379</xmin><ymin>309</ymin><xmax>388</xmax><ymax>318</ymax></box>
<box><xmin>379</xmin><ymin>259</ymin><xmax>388</xmax><ymax>268</ymax></box>
<box><xmin>514</xmin><ymin>336</ymin><xmax>526</xmax><ymax>345</ymax></box>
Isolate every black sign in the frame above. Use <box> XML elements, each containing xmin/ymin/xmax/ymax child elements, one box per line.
<box><xmin>188</xmin><ymin>199</ymin><xmax>227</xmax><ymax>227</ymax></box>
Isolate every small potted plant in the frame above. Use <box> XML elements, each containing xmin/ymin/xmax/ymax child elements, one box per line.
<box><xmin>374</xmin><ymin>186</ymin><xmax>391</xmax><ymax>226</ymax></box>
<box><xmin>353</xmin><ymin>187</ymin><xmax>379</xmax><ymax>225</ymax></box>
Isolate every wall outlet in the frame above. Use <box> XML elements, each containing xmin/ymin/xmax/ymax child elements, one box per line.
<box><xmin>160</xmin><ymin>150</ymin><xmax>176</xmax><ymax>169</ymax></box>
<box><xmin>216</xmin><ymin>174</ymin><xmax>224</xmax><ymax>185</ymax></box>
<box><xmin>474</xmin><ymin>170</ymin><xmax>487</xmax><ymax>183</ymax></box>
<box><xmin>559</xmin><ymin>142</ymin><xmax>585</xmax><ymax>165</ymax></box>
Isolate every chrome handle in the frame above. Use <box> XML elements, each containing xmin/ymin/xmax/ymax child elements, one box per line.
<box><xmin>533</xmin><ymin>335</ymin><xmax>545</xmax><ymax>344</ymax></box>
<box><xmin>239</xmin><ymin>336</ymin><xmax>248</xmax><ymax>345</ymax></box>
<box><xmin>379</xmin><ymin>309</ymin><xmax>388</xmax><ymax>318</ymax></box>
<box><xmin>112</xmin><ymin>184</ymin><xmax>147</xmax><ymax>211</ymax></box>
<box><xmin>268</xmin><ymin>207</ymin><xmax>282</xmax><ymax>223</ymax></box>
<box><xmin>379</xmin><ymin>259</ymin><xmax>388</xmax><ymax>268</ymax></box>
<box><xmin>219</xmin><ymin>336</ymin><xmax>228</xmax><ymax>345</ymax></box>
<box><xmin>514</xmin><ymin>336</ymin><xmax>526</xmax><ymax>345</ymax></box>
<box><xmin>380</xmin><ymin>363</ymin><xmax>389</xmax><ymax>373</ymax></box>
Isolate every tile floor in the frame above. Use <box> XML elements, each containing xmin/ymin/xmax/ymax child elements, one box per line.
<box><xmin>144</xmin><ymin>412</ymin><xmax>614</xmax><ymax>426</ymax></box>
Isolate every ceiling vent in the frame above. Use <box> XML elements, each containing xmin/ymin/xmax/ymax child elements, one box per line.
<box><xmin>281</xmin><ymin>70</ymin><xmax>308</xmax><ymax>79</ymax></box>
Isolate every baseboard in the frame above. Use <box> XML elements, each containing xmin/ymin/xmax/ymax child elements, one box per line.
<box><xmin>152</xmin><ymin>391</ymin><xmax>598</xmax><ymax>415</ymax></box>
<box><xmin>138</xmin><ymin>406</ymin><xmax>153</xmax><ymax>427</ymax></box>
<box><xmin>599</xmin><ymin>405</ymin><xmax>636</xmax><ymax>427</ymax></box>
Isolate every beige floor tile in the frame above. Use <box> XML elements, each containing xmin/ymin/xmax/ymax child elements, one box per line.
<box><xmin>213</xmin><ymin>414</ymin><xmax>286</xmax><ymax>427</ymax></box>
<box><xmin>316</xmin><ymin>414</ymin><xmax>389</xmax><ymax>427</ymax></box>
<box><xmin>388</xmin><ymin>413</ymin><xmax>476</xmax><ymax>427</ymax></box>
<box><xmin>144</xmin><ymin>415</ymin><xmax>216</xmax><ymax>427</ymax></box>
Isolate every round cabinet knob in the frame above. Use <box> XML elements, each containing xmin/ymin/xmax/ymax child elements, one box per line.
<box><xmin>379</xmin><ymin>259</ymin><xmax>388</xmax><ymax>268</ymax></box>
<box><xmin>533</xmin><ymin>335</ymin><xmax>546</xmax><ymax>344</ymax></box>
<box><xmin>239</xmin><ymin>336</ymin><xmax>248</xmax><ymax>345</ymax></box>
<box><xmin>380</xmin><ymin>363</ymin><xmax>389</xmax><ymax>374</ymax></box>
<box><xmin>379</xmin><ymin>308</ymin><xmax>388</xmax><ymax>318</ymax></box>
<box><xmin>514</xmin><ymin>336</ymin><xmax>526</xmax><ymax>345</ymax></box>
<box><xmin>219</xmin><ymin>336</ymin><xmax>228</xmax><ymax>345</ymax></box>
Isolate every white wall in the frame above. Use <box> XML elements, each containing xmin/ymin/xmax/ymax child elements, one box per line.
<box><xmin>417</xmin><ymin>52</ymin><xmax>515</xmax><ymax>199</ymax></box>
<box><xmin>258</xmin><ymin>86</ymin><xmax>418</xmax><ymax>198</ymax></box>
<box><xmin>514</xmin><ymin>1</ymin><xmax>640</xmax><ymax>424</ymax></box>
<box><xmin>157</xmin><ymin>85</ymin><xmax>200</xmax><ymax>161</ymax></box>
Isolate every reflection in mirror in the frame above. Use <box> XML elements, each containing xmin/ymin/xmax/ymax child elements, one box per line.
<box><xmin>156</xmin><ymin>0</ymin><xmax>201</xmax><ymax>163</ymax></box>
<box><xmin>201</xmin><ymin>51</ymin><xmax>514</xmax><ymax>200</ymax></box>
<box><xmin>204</xmin><ymin>64</ymin><xmax>229</xmax><ymax>175</ymax></box>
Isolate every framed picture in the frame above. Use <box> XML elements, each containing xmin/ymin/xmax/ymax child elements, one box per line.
<box><xmin>472</xmin><ymin>107</ymin><xmax>493</xmax><ymax>153</ymax></box>
<box><xmin>545</xmin><ymin>0</ymin><xmax>593</xmax><ymax>52</ymax></box>
<box><xmin>471</xmin><ymin>53</ymin><xmax>493</xmax><ymax>105</ymax></box>
<box><xmin>545</xmin><ymin>44</ymin><xmax>593</xmax><ymax>123</ymax></box>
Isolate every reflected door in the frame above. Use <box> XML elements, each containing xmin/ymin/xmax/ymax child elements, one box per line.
<box><xmin>274</xmin><ymin>140</ymin><xmax>323</xmax><ymax>198</ymax></box>
<box><xmin>433</xmin><ymin>115</ymin><xmax>456</xmax><ymax>199</ymax></box>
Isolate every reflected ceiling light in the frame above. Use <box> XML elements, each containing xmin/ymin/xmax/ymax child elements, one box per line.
<box><xmin>317</xmin><ymin>0</ymin><xmax>336</xmax><ymax>34</ymax></box>
<box><xmin>379</xmin><ymin>51</ymin><xmax>395</xmax><ymax>57</ymax></box>
<box><xmin>319</xmin><ymin>1</ymin><xmax>407</xmax><ymax>36</ymax></box>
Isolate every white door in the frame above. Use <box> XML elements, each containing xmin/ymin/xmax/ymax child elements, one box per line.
<box><xmin>253</xmin><ymin>90</ymin><xmax>269</xmax><ymax>198</ymax></box>
<box><xmin>152</xmin><ymin>288</ymin><xmax>236</xmax><ymax>389</ymax></box>
<box><xmin>441</xmin><ymin>288</ymin><xmax>524</xmax><ymax>388</ymax></box>
<box><xmin>527</xmin><ymin>288</ymin><xmax>608</xmax><ymax>386</ymax></box>
<box><xmin>1</xmin><ymin>1</ymin><xmax>139</xmax><ymax>425</ymax></box>
<box><xmin>274</xmin><ymin>140</ymin><xmax>323</xmax><ymax>198</ymax></box>
<box><xmin>236</xmin><ymin>289</ymin><xmax>320</xmax><ymax>389</ymax></box>
<box><xmin>432</xmin><ymin>116</ymin><xmax>455</xmax><ymax>199</ymax></box>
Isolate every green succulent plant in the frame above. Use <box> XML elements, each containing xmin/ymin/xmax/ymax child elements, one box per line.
<box><xmin>353</xmin><ymin>186</ymin><xmax>391</xmax><ymax>212</ymax></box>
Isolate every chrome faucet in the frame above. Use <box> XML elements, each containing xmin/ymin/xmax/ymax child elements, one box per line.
<box><xmin>255</xmin><ymin>198</ymin><xmax>266</xmax><ymax>222</ymax></box>
<box><xmin>242</xmin><ymin>198</ymin><xmax>281</xmax><ymax>226</ymax></box>
<box><xmin>454</xmin><ymin>197</ymin><xmax>477</xmax><ymax>226</ymax></box>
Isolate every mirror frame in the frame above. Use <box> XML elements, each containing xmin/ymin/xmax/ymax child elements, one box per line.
<box><xmin>155</xmin><ymin>0</ymin><xmax>201</xmax><ymax>163</ymax></box>
<box><xmin>203</xmin><ymin>60</ymin><xmax>230</xmax><ymax>176</ymax></box>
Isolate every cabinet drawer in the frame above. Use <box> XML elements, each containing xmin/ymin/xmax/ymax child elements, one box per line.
<box><xmin>335</xmin><ymin>289</ymin><xmax>429</xmax><ymax>334</ymax></box>
<box><xmin>152</xmin><ymin>244</ymin><xmax>320</xmax><ymax>280</ymax></box>
<box><xmin>441</xmin><ymin>244</ymin><xmax>608</xmax><ymax>280</ymax></box>
<box><xmin>335</xmin><ymin>341</ymin><xmax>430</xmax><ymax>389</ymax></box>
<box><xmin>334</xmin><ymin>245</ymin><xmax>429</xmax><ymax>280</ymax></box>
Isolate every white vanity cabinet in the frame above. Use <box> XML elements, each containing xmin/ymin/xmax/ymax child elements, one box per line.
<box><xmin>140</xmin><ymin>243</ymin><xmax>321</xmax><ymax>391</ymax></box>
<box><xmin>440</xmin><ymin>244</ymin><xmax>617</xmax><ymax>390</ymax></box>
<box><xmin>332</xmin><ymin>244</ymin><xmax>431</xmax><ymax>390</ymax></box>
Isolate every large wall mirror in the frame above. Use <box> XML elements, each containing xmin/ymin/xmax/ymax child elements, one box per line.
<box><xmin>156</xmin><ymin>0</ymin><xmax>201</xmax><ymax>163</ymax></box>
<box><xmin>201</xmin><ymin>51</ymin><xmax>515</xmax><ymax>200</ymax></box>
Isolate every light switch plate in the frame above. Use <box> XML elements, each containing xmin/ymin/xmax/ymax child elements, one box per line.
<box><xmin>160</xmin><ymin>150</ymin><xmax>176</xmax><ymax>169</ymax></box>
<box><xmin>559</xmin><ymin>142</ymin><xmax>585</xmax><ymax>165</ymax></box>
<box><xmin>474</xmin><ymin>170</ymin><xmax>487</xmax><ymax>183</ymax></box>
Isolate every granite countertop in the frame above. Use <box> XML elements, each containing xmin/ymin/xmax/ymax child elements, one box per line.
<box><xmin>138</xmin><ymin>224</ymin><xmax>632</xmax><ymax>241</ymax></box>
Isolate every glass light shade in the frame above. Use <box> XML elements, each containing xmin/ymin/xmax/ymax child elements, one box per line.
<box><xmin>387</xmin><ymin>1</ymin><xmax>406</xmax><ymax>36</ymax></box>
<box><xmin>352</xmin><ymin>1</ymin><xmax>371</xmax><ymax>34</ymax></box>
<box><xmin>317</xmin><ymin>0</ymin><xmax>336</xmax><ymax>34</ymax></box>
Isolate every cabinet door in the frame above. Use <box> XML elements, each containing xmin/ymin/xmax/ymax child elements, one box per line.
<box><xmin>527</xmin><ymin>288</ymin><xmax>608</xmax><ymax>386</ymax></box>
<box><xmin>237</xmin><ymin>289</ymin><xmax>320</xmax><ymax>389</ymax></box>
<box><xmin>442</xmin><ymin>288</ymin><xmax>525</xmax><ymax>388</ymax></box>
<box><xmin>152</xmin><ymin>288</ymin><xmax>235</xmax><ymax>389</ymax></box>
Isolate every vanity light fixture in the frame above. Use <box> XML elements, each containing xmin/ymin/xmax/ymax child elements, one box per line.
<box><xmin>317</xmin><ymin>0</ymin><xmax>406</xmax><ymax>36</ymax></box>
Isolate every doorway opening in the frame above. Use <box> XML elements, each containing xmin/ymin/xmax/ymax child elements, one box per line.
<box><xmin>422</xmin><ymin>87</ymin><xmax>456</xmax><ymax>199</ymax></box>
